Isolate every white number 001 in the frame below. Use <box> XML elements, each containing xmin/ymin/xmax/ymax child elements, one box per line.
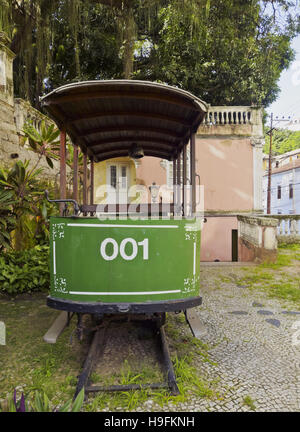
<box><xmin>100</xmin><ymin>238</ymin><xmax>149</xmax><ymax>261</ymax></box>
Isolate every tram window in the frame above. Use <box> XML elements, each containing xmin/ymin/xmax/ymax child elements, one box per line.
<box><xmin>121</xmin><ymin>166</ymin><xmax>127</xmax><ymax>189</ymax></box>
<box><xmin>110</xmin><ymin>166</ymin><xmax>117</xmax><ymax>189</ymax></box>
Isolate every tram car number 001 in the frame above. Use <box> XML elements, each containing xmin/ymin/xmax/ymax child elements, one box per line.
<box><xmin>100</xmin><ymin>238</ymin><xmax>149</xmax><ymax>261</ymax></box>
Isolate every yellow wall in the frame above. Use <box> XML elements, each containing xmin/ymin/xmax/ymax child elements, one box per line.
<box><xmin>93</xmin><ymin>157</ymin><xmax>137</xmax><ymax>204</ymax></box>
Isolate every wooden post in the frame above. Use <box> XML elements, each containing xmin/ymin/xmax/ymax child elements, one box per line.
<box><xmin>83</xmin><ymin>153</ymin><xmax>88</xmax><ymax>207</ymax></box>
<box><xmin>183</xmin><ymin>145</ymin><xmax>187</xmax><ymax>216</ymax></box>
<box><xmin>190</xmin><ymin>133</ymin><xmax>196</xmax><ymax>215</ymax></box>
<box><xmin>73</xmin><ymin>144</ymin><xmax>78</xmax><ymax>202</ymax></box>
<box><xmin>59</xmin><ymin>130</ymin><xmax>66</xmax><ymax>216</ymax></box>
<box><xmin>177</xmin><ymin>151</ymin><xmax>181</xmax><ymax>213</ymax></box>
<box><xmin>90</xmin><ymin>159</ymin><xmax>94</xmax><ymax>205</ymax></box>
<box><xmin>173</xmin><ymin>158</ymin><xmax>177</xmax><ymax>208</ymax></box>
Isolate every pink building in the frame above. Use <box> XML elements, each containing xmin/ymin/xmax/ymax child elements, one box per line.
<box><xmin>129</xmin><ymin>106</ymin><xmax>264</xmax><ymax>262</ymax></box>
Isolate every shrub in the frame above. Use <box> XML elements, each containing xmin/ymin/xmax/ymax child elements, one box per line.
<box><xmin>0</xmin><ymin>245</ymin><xmax>49</xmax><ymax>295</ymax></box>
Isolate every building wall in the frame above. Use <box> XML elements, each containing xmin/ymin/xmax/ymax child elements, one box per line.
<box><xmin>200</xmin><ymin>217</ymin><xmax>238</xmax><ymax>261</ymax></box>
<box><xmin>94</xmin><ymin>157</ymin><xmax>137</xmax><ymax>204</ymax></box>
<box><xmin>136</xmin><ymin>157</ymin><xmax>168</xmax><ymax>203</ymax></box>
<box><xmin>263</xmin><ymin>166</ymin><xmax>300</xmax><ymax>214</ymax></box>
<box><xmin>196</xmin><ymin>107</ymin><xmax>264</xmax><ymax>261</ymax></box>
<box><xmin>196</xmin><ymin>137</ymin><xmax>254</xmax><ymax>212</ymax></box>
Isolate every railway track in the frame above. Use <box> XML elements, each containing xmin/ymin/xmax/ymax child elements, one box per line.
<box><xmin>74</xmin><ymin>313</ymin><xmax>180</xmax><ymax>400</ymax></box>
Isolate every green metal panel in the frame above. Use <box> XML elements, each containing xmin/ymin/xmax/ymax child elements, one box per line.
<box><xmin>49</xmin><ymin>217</ymin><xmax>201</xmax><ymax>303</ymax></box>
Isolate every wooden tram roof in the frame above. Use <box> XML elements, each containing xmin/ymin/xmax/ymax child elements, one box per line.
<box><xmin>40</xmin><ymin>80</ymin><xmax>208</xmax><ymax>162</ymax></box>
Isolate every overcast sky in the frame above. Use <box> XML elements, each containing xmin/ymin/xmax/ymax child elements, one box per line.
<box><xmin>266</xmin><ymin>34</ymin><xmax>300</xmax><ymax>125</ymax></box>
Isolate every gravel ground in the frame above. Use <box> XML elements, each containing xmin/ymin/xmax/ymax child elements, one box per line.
<box><xmin>129</xmin><ymin>264</ymin><xmax>300</xmax><ymax>413</ymax></box>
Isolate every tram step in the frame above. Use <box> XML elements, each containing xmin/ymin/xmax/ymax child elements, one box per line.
<box><xmin>185</xmin><ymin>309</ymin><xmax>207</xmax><ymax>339</ymax></box>
<box><xmin>43</xmin><ymin>311</ymin><xmax>71</xmax><ymax>344</ymax></box>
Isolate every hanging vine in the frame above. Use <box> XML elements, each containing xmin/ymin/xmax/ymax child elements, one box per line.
<box><xmin>67</xmin><ymin>0</ymin><xmax>82</xmax><ymax>79</ymax></box>
<box><xmin>0</xmin><ymin>0</ymin><xmax>298</xmax><ymax>108</ymax></box>
<box><xmin>0</xmin><ymin>0</ymin><xmax>12</xmax><ymax>39</ymax></box>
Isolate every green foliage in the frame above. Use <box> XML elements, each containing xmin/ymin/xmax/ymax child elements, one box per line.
<box><xmin>0</xmin><ymin>160</ymin><xmax>58</xmax><ymax>250</ymax></box>
<box><xmin>264</xmin><ymin>128</ymin><xmax>300</xmax><ymax>155</ymax></box>
<box><xmin>0</xmin><ymin>245</ymin><xmax>49</xmax><ymax>295</ymax></box>
<box><xmin>235</xmin><ymin>245</ymin><xmax>300</xmax><ymax>307</ymax></box>
<box><xmin>0</xmin><ymin>387</ymin><xmax>85</xmax><ymax>412</ymax></box>
<box><xmin>243</xmin><ymin>395</ymin><xmax>256</xmax><ymax>411</ymax></box>
<box><xmin>22</xmin><ymin>120</ymin><xmax>60</xmax><ymax>169</ymax></box>
<box><xmin>136</xmin><ymin>0</ymin><xmax>298</xmax><ymax>106</ymax></box>
<box><xmin>0</xmin><ymin>1</ymin><xmax>13</xmax><ymax>37</ymax></box>
<box><xmin>0</xmin><ymin>189</ymin><xmax>17</xmax><ymax>251</ymax></box>
<box><xmin>6</xmin><ymin>1</ymin><xmax>300</xmax><ymax>108</ymax></box>
<box><xmin>0</xmin><ymin>122</ymin><xmax>60</xmax><ymax>252</ymax></box>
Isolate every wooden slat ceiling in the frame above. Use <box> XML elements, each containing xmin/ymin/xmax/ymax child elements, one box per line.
<box><xmin>40</xmin><ymin>80</ymin><xmax>208</xmax><ymax>162</ymax></box>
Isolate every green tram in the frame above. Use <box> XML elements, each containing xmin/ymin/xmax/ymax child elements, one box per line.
<box><xmin>41</xmin><ymin>80</ymin><xmax>207</xmax><ymax>320</ymax></box>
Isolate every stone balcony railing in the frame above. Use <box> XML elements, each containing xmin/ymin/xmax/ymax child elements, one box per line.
<box><xmin>197</xmin><ymin>105</ymin><xmax>264</xmax><ymax>137</ymax></box>
<box><xmin>203</xmin><ymin>106</ymin><xmax>253</xmax><ymax>125</ymax></box>
<box><xmin>262</xmin><ymin>215</ymin><xmax>300</xmax><ymax>243</ymax></box>
<box><xmin>14</xmin><ymin>98</ymin><xmax>54</xmax><ymax>136</ymax></box>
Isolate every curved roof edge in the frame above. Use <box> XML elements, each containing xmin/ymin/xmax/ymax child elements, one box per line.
<box><xmin>40</xmin><ymin>79</ymin><xmax>208</xmax><ymax>113</ymax></box>
<box><xmin>40</xmin><ymin>80</ymin><xmax>208</xmax><ymax>162</ymax></box>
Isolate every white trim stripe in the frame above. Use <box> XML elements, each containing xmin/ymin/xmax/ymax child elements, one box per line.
<box><xmin>67</xmin><ymin>224</ymin><xmax>179</xmax><ymax>229</ymax></box>
<box><xmin>53</xmin><ymin>241</ymin><xmax>56</xmax><ymax>275</ymax></box>
<box><xmin>69</xmin><ymin>290</ymin><xmax>181</xmax><ymax>296</ymax></box>
<box><xmin>193</xmin><ymin>242</ymin><xmax>196</xmax><ymax>276</ymax></box>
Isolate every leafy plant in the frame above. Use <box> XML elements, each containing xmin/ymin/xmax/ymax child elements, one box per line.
<box><xmin>22</xmin><ymin>120</ymin><xmax>60</xmax><ymax>169</ymax></box>
<box><xmin>0</xmin><ymin>161</ymin><xmax>58</xmax><ymax>250</ymax></box>
<box><xmin>0</xmin><ymin>189</ymin><xmax>17</xmax><ymax>251</ymax></box>
<box><xmin>0</xmin><ymin>387</ymin><xmax>85</xmax><ymax>412</ymax></box>
<box><xmin>0</xmin><ymin>245</ymin><xmax>49</xmax><ymax>295</ymax></box>
<box><xmin>0</xmin><ymin>160</ymin><xmax>43</xmax><ymax>249</ymax></box>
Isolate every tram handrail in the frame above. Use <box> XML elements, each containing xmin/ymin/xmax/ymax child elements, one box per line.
<box><xmin>45</xmin><ymin>190</ymin><xmax>80</xmax><ymax>216</ymax></box>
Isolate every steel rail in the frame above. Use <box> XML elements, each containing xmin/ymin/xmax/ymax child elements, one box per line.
<box><xmin>73</xmin><ymin>317</ymin><xmax>180</xmax><ymax>400</ymax></box>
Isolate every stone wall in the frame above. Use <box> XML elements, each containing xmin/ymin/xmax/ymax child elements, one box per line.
<box><xmin>237</xmin><ymin>215</ymin><xmax>278</xmax><ymax>262</ymax></box>
<box><xmin>0</xmin><ymin>40</ymin><xmax>19</xmax><ymax>167</ymax></box>
<box><xmin>0</xmin><ymin>38</ymin><xmax>62</xmax><ymax>182</ymax></box>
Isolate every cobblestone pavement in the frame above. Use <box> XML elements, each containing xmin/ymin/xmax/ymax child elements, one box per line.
<box><xmin>130</xmin><ymin>264</ymin><xmax>300</xmax><ymax>413</ymax></box>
